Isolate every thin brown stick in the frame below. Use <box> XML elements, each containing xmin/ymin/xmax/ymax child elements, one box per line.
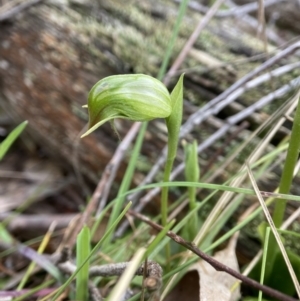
<box><xmin>129</xmin><ymin>210</ymin><xmax>300</xmax><ymax>301</ymax></box>
<box><xmin>66</xmin><ymin>122</ymin><xmax>141</xmax><ymax>247</ymax></box>
<box><xmin>58</xmin><ymin>259</ymin><xmax>162</xmax><ymax>299</ymax></box>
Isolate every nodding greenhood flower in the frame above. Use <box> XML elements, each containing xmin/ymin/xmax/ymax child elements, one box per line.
<box><xmin>81</xmin><ymin>74</ymin><xmax>172</xmax><ymax>137</ymax></box>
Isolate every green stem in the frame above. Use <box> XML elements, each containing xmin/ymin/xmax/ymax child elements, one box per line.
<box><xmin>161</xmin><ymin>74</ymin><xmax>184</xmax><ymax>226</ymax></box>
<box><xmin>161</xmin><ymin>157</ymin><xmax>175</xmax><ymax>270</ymax></box>
<box><xmin>161</xmin><ymin>158</ymin><xmax>175</xmax><ymax>227</ymax></box>
<box><xmin>161</xmin><ymin>74</ymin><xmax>184</xmax><ymax>269</ymax></box>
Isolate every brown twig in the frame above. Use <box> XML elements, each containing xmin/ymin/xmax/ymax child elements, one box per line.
<box><xmin>66</xmin><ymin>122</ymin><xmax>141</xmax><ymax>247</ymax></box>
<box><xmin>129</xmin><ymin>210</ymin><xmax>300</xmax><ymax>301</ymax></box>
<box><xmin>58</xmin><ymin>259</ymin><xmax>162</xmax><ymax>300</ymax></box>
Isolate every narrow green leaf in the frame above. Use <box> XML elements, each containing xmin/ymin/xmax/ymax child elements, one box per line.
<box><xmin>113</xmin><ymin>181</ymin><xmax>300</xmax><ymax>203</ymax></box>
<box><xmin>0</xmin><ymin>120</ymin><xmax>28</xmax><ymax>160</ymax></box>
<box><xmin>0</xmin><ymin>223</ymin><xmax>13</xmax><ymax>244</ymax></box>
<box><xmin>184</xmin><ymin>140</ymin><xmax>200</xmax><ymax>240</ymax></box>
<box><xmin>268</xmin><ymin>95</ymin><xmax>300</xmax><ymax>282</ymax></box>
<box><xmin>76</xmin><ymin>225</ymin><xmax>91</xmax><ymax>301</ymax></box>
<box><xmin>184</xmin><ymin>140</ymin><xmax>200</xmax><ymax>192</ymax></box>
<box><xmin>165</xmin><ymin>74</ymin><xmax>184</xmax><ymax>162</ymax></box>
<box><xmin>258</xmin><ymin>227</ymin><xmax>270</xmax><ymax>301</ymax></box>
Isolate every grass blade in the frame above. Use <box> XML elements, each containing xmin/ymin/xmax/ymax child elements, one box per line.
<box><xmin>258</xmin><ymin>227</ymin><xmax>270</xmax><ymax>301</ymax></box>
<box><xmin>0</xmin><ymin>120</ymin><xmax>28</xmax><ymax>160</ymax></box>
<box><xmin>76</xmin><ymin>225</ymin><xmax>91</xmax><ymax>301</ymax></box>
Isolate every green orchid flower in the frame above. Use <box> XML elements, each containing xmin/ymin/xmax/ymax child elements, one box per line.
<box><xmin>81</xmin><ymin>74</ymin><xmax>172</xmax><ymax>138</ymax></box>
<box><xmin>81</xmin><ymin>73</ymin><xmax>184</xmax><ymax>230</ymax></box>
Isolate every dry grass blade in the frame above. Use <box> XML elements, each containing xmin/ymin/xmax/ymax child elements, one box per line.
<box><xmin>106</xmin><ymin>248</ymin><xmax>146</xmax><ymax>301</ymax></box>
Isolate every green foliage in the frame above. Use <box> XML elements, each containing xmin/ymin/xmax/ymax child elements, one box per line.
<box><xmin>183</xmin><ymin>140</ymin><xmax>200</xmax><ymax>241</ymax></box>
<box><xmin>75</xmin><ymin>4</ymin><xmax>300</xmax><ymax>298</ymax></box>
<box><xmin>76</xmin><ymin>225</ymin><xmax>91</xmax><ymax>301</ymax></box>
<box><xmin>250</xmin><ymin>247</ymin><xmax>300</xmax><ymax>297</ymax></box>
<box><xmin>51</xmin><ymin>203</ymin><xmax>132</xmax><ymax>301</ymax></box>
<box><xmin>0</xmin><ymin>120</ymin><xmax>29</xmax><ymax>245</ymax></box>
<box><xmin>249</xmin><ymin>222</ymin><xmax>300</xmax><ymax>299</ymax></box>
<box><xmin>254</xmin><ymin>96</ymin><xmax>300</xmax><ymax>294</ymax></box>
<box><xmin>0</xmin><ymin>223</ymin><xmax>13</xmax><ymax>244</ymax></box>
<box><xmin>104</xmin><ymin>121</ymin><xmax>145</xmax><ymax>244</ymax></box>
<box><xmin>273</xmin><ymin>97</ymin><xmax>300</xmax><ymax>227</ymax></box>
<box><xmin>0</xmin><ymin>120</ymin><xmax>27</xmax><ymax>160</ymax></box>
<box><xmin>161</xmin><ymin>74</ymin><xmax>184</xmax><ymax>227</ymax></box>
<box><xmin>258</xmin><ymin>227</ymin><xmax>270</xmax><ymax>301</ymax></box>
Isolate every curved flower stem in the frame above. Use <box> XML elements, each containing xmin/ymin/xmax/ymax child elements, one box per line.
<box><xmin>160</xmin><ymin>75</ymin><xmax>184</xmax><ymax>267</ymax></box>
<box><xmin>161</xmin><ymin>74</ymin><xmax>184</xmax><ymax>228</ymax></box>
